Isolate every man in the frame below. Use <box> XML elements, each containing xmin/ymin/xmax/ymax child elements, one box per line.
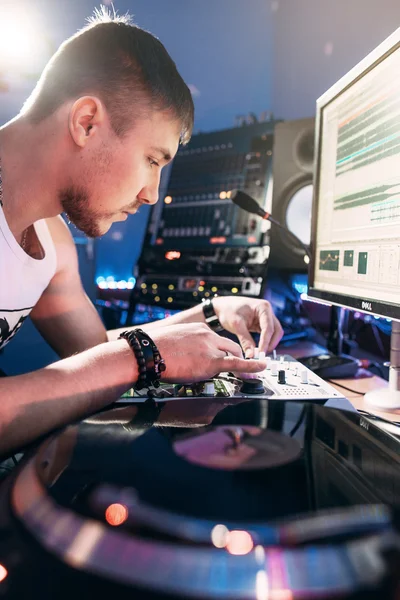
<box><xmin>0</xmin><ymin>10</ymin><xmax>282</xmax><ymax>456</ymax></box>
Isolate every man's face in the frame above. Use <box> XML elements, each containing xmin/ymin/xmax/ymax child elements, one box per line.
<box><xmin>61</xmin><ymin>109</ymin><xmax>181</xmax><ymax>237</ymax></box>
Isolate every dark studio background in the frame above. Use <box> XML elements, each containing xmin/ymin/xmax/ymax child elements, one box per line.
<box><xmin>1</xmin><ymin>0</ymin><xmax>399</xmax><ymax>373</ymax></box>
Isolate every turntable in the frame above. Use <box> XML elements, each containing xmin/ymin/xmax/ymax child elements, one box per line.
<box><xmin>1</xmin><ymin>396</ymin><xmax>400</xmax><ymax>599</ymax></box>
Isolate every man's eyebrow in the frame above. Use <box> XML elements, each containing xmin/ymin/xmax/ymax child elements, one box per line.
<box><xmin>150</xmin><ymin>146</ymin><xmax>173</xmax><ymax>162</ymax></box>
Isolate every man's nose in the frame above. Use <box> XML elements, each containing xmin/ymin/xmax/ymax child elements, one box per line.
<box><xmin>139</xmin><ymin>177</ymin><xmax>161</xmax><ymax>205</ymax></box>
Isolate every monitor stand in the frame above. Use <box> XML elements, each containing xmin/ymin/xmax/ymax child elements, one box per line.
<box><xmin>299</xmin><ymin>306</ymin><xmax>359</xmax><ymax>379</ymax></box>
<box><xmin>364</xmin><ymin>320</ymin><xmax>400</xmax><ymax>410</ymax></box>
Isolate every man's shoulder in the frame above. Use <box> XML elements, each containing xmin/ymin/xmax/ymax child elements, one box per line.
<box><xmin>44</xmin><ymin>215</ymin><xmax>75</xmax><ymax>246</ymax></box>
<box><xmin>43</xmin><ymin>216</ymin><xmax>78</xmax><ymax>276</ymax></box>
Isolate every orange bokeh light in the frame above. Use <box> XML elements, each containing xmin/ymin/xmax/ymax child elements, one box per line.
<box><xmin>226</xmin><ymin>530</ymin><xmax>254</xmax><ymax>555</ymax></box>
<box><xmin>0</xmin><ymin>564</ymin><xmax>8</xmax><ymax>583</ymax></box>
<box><xmin>105</xmin><ymin>503</ymin><xmax>129</xmax><ymax>527</ymax></box>
<box><xmin>165</xmin><ymin>250</ymin><xmax>181</xmax><ymax>261</ymax></box>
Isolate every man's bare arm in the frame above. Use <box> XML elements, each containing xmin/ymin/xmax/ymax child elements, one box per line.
<box><xmin>0</xmin><ymin>321</ymin><xmax>267</xmax><ymax>458</ymax></box>
<box><xmin>30</xmin><ymin>216</ymin><xmax>108</xmax><ymax>357</ymax></box>
<box><xmin>0</xmin><ymin>340</ymin><xmax>137</xmax><ymax>457</ymax></box>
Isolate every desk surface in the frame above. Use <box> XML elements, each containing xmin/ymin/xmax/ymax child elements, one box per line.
<box><xmin>279</xmin><ymin>340</ymin><xmax>400</xmax><ymax>424</ymax></box>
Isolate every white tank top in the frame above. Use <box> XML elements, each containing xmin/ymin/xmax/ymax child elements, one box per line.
<box><xmin>0</xmin><ymin>205</ymin><xmax>57</xmax><ymax>350</ymax></box>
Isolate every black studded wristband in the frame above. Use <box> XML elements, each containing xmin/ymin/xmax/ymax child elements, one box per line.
<box><xmin>202</xmin><ymin>298</ymin><xmax>224</xmax><ymax>332</ymax></box>
<box><xmin>119</xmin><ymin>329</ymin><xmax>166</xmax><ymax>390</ymax></box>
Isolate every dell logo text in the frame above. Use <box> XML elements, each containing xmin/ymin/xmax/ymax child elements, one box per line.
<box><xmin>362</xmin><ymin>301</ymin><xmax>372</xmax><ymax>311</ymax></box>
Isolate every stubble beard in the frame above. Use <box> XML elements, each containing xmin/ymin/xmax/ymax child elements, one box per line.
<box><xmin>60</xmin><ymin>185</ymin><xmax>109</xmax><ymax>238</ymax></box>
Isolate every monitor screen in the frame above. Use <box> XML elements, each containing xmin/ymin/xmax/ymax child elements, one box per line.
<box><xmin>308</xmin><ymin>28</ymin><xmax>400</xmax><ymax>320</ymax></box>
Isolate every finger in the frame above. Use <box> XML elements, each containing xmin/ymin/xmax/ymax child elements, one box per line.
<box><xmin>217</xmin><ymin>336</ymin><xmax>244</xmax><ymax>358</ymax></box>
<box><xmin>267</xmin><ymin>315</ymin><xmax>284</xmax><ymax>352</ymax></box>
<box><xmin>223</xmin><ymin>356</ymin><xmax>267</xmax><ymax>373</ymax></box>
<box><xmin>257</xmin><ymin>307</ymin><xmax>274</xmax><ymax>353</ymax></box>
<box><xmin>232</xmin><ymin>319</ymin><xmax>256</xmax><ymax>358</ymax></box>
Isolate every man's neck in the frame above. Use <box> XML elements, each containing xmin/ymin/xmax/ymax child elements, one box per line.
<box><xmin>0</xmin><ymin>116</ymin><xmax>62</xmax><ymax>238</ymax></box>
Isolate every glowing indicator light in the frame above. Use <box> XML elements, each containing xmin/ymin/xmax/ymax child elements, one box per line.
<box><xmin>154</xmin><ymin>296</ymin><xmax>160</xmax><ymax>302</ymax></box>
<box><xmin>219</xmin><ymin>191</ymin><xmax>227</xmax><ymax>200</ymax></box>
<box><xmin>168</xmin><ymin>284</ymin><xmax>175</xmax><ymax>290</ymax></box>
<box><xmin>226</xmin><ymin>530</ymin><xmax>254</xmax><ymax>555</ymax></box>
<box><xmin>199</xmin><ymin>280</ymin><xmax>205</xmax><ymax>285</ymax></box>
<box><xmin>211</xmin><ymin>286</ymin><xmax>218</xmax><ymax>292</ymax></box>
<box><xmin>198</xmin><ymin>286</ymin><xmax>205</xmax><ymax>292</ymax></box>
<box><xmin>165</xmin><ymin>251</ymin><xmax>181</xmax><ymax>260</ymax></box>
<box><xmin>141</xmin><ymin>283</ymin><xmax>147</xmax><ymax>289</ymax></box>
<box><xmin>164</xmin><ymin>196</ymin><xmax>172</xmax><ymax>204</ymax></box>
<box><xmin>193</xmin><ymin>292</ymin><xmax>198</xmax><ymax>297</ymax></box>
<box><xmin>231</xmin><ymin>287</ymin><xmax>239</xmax><ymax>294</ymax></box>
<box><xmin>167</xmin><ymin>297</ymin><xmax>173</xmax><ymax>303</ymax></box>
<box><xmin>304</xmin><ymin>255</ymin><xmax>310</xmax><ymax>264</ymax></box>
<box><xmin>226</xmin><ymin>190</ymin><xmax>232</xmax><ymax>198</ymax></box>
<box><xmin>152</xmin><ymin>284</ymin><xmax>158</xmax><ymax>290</ymax></box>
<box><xmin>211</xmin><ymin>524</ymin><xmax>229</xmax><ymax>548</ymax></box>
<box><xmin>105</xmin><ymin>504</ymin><xmax>128</xmax><ymax>527</ymax></box>
<box><xmin>204</xmin><ymin>292</ymin><xmax>210</xmax><ymax>297</ymax></box>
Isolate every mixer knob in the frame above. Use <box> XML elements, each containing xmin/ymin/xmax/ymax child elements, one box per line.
<box><xmin>240</xmin><ymin>378</ymin><xmax>265</xmax><ymax>395</ymax></box>
<box><xmin>203</xmin><ymin>381</ymin><xmax>216</xmax><ymax>396</ymax></box>
<box><xmin>278</xmin><ymin>370</ymin><xmax>286</xmax><ymax>385</ymax></box>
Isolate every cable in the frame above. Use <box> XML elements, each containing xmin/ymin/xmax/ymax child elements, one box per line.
<box><xmin>289</xmin><ymin>405</ymin><xmax>307</xmax><ymax>437</ymax></box>
<box><xmin>326</xmin><ymin>379</ymin><xmax>365</xmax><ymax>396</ymax></box>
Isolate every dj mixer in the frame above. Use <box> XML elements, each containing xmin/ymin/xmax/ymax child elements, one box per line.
<box><xmin>117</xmin><ymin>353</ymin><xmax>347</xmax><ymax>404</ymax></box>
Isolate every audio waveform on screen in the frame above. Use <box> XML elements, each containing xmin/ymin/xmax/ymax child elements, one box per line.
<box><xmin>319</xmin><ymin>250</ymin><xmax>340</xmax><ymax>272</ymax></box>
<box><xmin>333</xmin><ymin>183</ymin><xmax>400</xmax><ymax>211</ymax></box>
<box><xmin>371</xmin><ymin>197</ymin><xmax>400</xmax><ymax>222</ymax></box>
<box><xmin>335</xmin><ymin>80</ymin><xmax>400</xmax><ymax>175</ymax></box>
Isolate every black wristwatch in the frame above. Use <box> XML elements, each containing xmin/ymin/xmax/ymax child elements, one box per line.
<box><xmin>202</xmin><ymin>298</ymin><xmax>224</xmax><ymax>332</ymax></box>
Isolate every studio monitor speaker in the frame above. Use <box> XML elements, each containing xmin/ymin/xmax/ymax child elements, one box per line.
<box><xmin>269</xmin><ymin>118</ymin><xmax>315</xmax><ymax>271</ymax></box>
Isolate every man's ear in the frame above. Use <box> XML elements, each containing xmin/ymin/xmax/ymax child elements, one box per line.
<box><xmin>68</xmin><ymin>96</ymin><xmax>107</xmax><ymax>148</ymax></box>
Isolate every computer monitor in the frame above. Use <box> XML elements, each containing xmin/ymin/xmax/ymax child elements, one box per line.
<box><xmin>308</xmin><ymin>27</ymin><xmax>400</xmax><ymax>408</ymax></box>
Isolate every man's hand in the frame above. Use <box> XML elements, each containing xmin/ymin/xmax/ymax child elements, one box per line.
<box><xmin>151</xmin><ymin>323</ymin><xmax>266</xmax><ymax>383</ymax></box>
<box><xmin>212</xmin><ymin>296</ymin><xmax>283</xmax><ymax>357</ymax></box>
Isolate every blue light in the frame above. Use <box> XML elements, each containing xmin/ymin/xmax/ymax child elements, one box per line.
<box><xmin>96</xmin><ymin>275</ymin><xmax>136</xmax><ymax>290</ymax></box>
<box><xmin>293</xmin><ymin>282</ymin><xmax>308</xmax><ymax>295</ymax></box>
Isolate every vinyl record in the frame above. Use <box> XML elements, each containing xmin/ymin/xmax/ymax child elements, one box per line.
<box><xmin>173</xmin><ymin>425</ymin><xmax>302</xmax><ymax>470</ymax></box>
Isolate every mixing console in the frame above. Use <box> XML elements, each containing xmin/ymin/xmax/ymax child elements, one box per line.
<box><xmin>119</xmin><ymin>353</ymin><xmax>346</xmax><ymax>404</ymax></box>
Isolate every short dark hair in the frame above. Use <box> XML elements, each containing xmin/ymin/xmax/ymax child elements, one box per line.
<box><xmin>23</xmin><ymin>8</ymin><xmax>194</xmax><ymax>144</ymax></box>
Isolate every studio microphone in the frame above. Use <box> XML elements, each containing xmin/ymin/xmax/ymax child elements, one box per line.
<box><xmin>230</xmin><ymin>190</ymin><xmax>311</xmax><ymax>260</ymax></box>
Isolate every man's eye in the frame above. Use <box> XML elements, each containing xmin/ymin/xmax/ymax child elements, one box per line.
<box><xmin>148</xmin><ymin>158</ymin><xmax>159</xmax><ymax>168</ymax></box>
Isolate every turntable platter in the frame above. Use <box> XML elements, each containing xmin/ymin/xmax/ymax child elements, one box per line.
<box><xmin>173</xmin><ymin>425</ymin><xmax>302</xmax><ymax>470</ymax></box>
